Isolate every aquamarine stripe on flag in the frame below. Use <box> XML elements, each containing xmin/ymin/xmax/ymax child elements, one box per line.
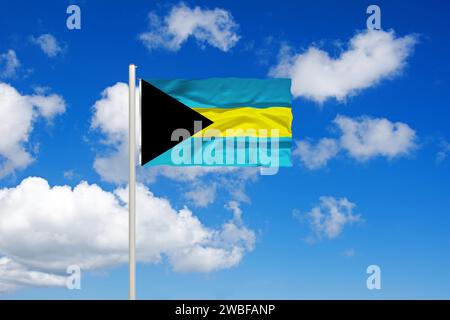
<box><xmin>147</xmin><ymin>78</ymin><xmax>291</xmax><ymax>109</ymax></box>
<box><xmin>145</xmin><ymin>137</ymin><xmax>292</xmax><ymax>167</ymax></box>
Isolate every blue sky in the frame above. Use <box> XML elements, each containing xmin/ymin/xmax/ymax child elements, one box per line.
<box><xmin>0</xmin><ymin>0</ymin><xmax>449</xmax><ymax>299</ymax></box>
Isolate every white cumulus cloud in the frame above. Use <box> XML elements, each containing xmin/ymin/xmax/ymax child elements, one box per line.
<box><xmin>225</xmin><ymin>200</ymin><xmax>243</xmax><ymax>223</ymax></box>
<box><xmin>31</xmin><ymin>34</ymin><xmax>64</xmax><ymax>57</ymax></box>
<box><xmin>0</xmin><ymin>83</ymin><xmax>66</xmax><ymax>178</ymax></box>
<box><xmin>301</xmin><ymin>196</ymin><xmax>361</xmax><ymax>242</ymax></box>
<box><xmin>293</xmin><ymin>138</ymin><xmax>339</xmax><ymax>170</ymax></box>
<box><xmin>91</xmin><ymin>82</ymin><xmax>138</xmax><ymax>184</ymax></box>
<box><xmin>269</xmin><ymin>30</ymin><xmax>417</xmax><ymax>103</ymax></box>
<box><xmin>91</xmin><ymin>83</ymin><xmax>129</xmax><ymax>144</ymax></box>
<box><xmin>0</xmin><ymin>177</ymin><xmax>256</xmax><ymax>290</ymax></box>
<box><xmin>0</xmin><ymin>257</ymin><xmax>66</xmax><ymax>292</ymax></box>
<box><xmin>335</xmin><ymin>115</ymin><xmax>417</xmax><ymax>161</ymax></box>
<box><xmin>293</xmin><ymin>115</ymin><xmax>417</xmax><ymax>169</ymax></box>
<box><xmin>0</xmin><ymin>50</ymin><xmax>20</xmax><ymax>78</ymax></box>
<box><xmin>139</xmin><ymin>2</ymin><xmax>240</xmax><ymax>52</ymax></box>
<box><xmin>185</xmin><ymin>184</ymin><xmax>217</xmax><ymax>208</ymax></box>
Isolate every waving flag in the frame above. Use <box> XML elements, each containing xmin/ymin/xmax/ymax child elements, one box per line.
<box><xmin>140</xmin><ymin>78</ymin><xmax>292</xmax><ymax>168</ymax></box>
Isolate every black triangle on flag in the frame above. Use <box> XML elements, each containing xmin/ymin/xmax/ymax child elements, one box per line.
<box><xmin>140</xmin><ymin>79</ymin><xmax>214</xmax><ymax>166</ymax></box>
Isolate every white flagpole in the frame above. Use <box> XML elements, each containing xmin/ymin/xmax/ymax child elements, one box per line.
<box><xmin>129</xmin><ymin>64</ymin><xmax>137</xmax><ymax>300</ymax></box>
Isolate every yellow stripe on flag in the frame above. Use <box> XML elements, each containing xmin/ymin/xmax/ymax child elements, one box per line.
<box><xmin>192</xmin><ymin>107</ymin><xmax>292</xmax><ymax>138</ymax></box>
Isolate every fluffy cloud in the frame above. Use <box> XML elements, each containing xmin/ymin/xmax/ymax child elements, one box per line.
<box><xmin>0</xmin><ymin>257</ymin><xmax>66</xmax><ymax>292</ymax></box>
<box><xmin>225</xmin><ymin>200</ymin><xmax>243</xmax><ymax>223</ymax></box>
<box><xmin>269</xmin><ymin>30</ymin><xmax>417</xmax><ymax>103</ymax></box>
<box><xmin>139</xmin><ymin>3</ymin><xmax>240</xmax><ymax>52</ymax></box>
<box><xmin>170</xmin><ymin>201</ymin><xmax>254</xmax><ymax>272</ymax></box>
<box><xmin>0</xmin><ymin>83</ymin><xmax>66</xmax><ymax>178</ymax></box>
<box><xmin>300</xmin><ymin>197</ymin><xmax>361</xmax><ymax>242</ymax></box>
<box><xmin>31</xmin><ymin>34</ymin><xmax>64</xmax><ymax>57</ymax></box>
<box><xmin>91</xmin><ymin>82</ymin><xmax>258</xmax><ymax>204</ymax></box>
<box><xmin>0</xmin><ymin>50</ymin><xmax>20</xmax><ymax>78</ymax></box>
<box><xmin>293</xmin><ymin>138</ymin><xmax>339</xmax><ymax>170</ymax></box>
<box><xmin>0</xmin><ymin>177</ymin><xmax>256</xmax><ymax>290</ymax></box>
<box><xmin>185</xmin><ymin>184</ymin><xmax>217</xmax><ymax>208</ymax></box>
<box><xmin>294</xmin><ymin>115</ymin><xmax>417</xmax><ymax>169</ymax></box>
<box><xmin>91</xmin><ymin>83</ymin><xmax>129</xmax><ymax>144</ymax></box>
<box><xmin>91</xmin><ymin>82</ymin><xmax>137</xmax><ymax>184</ymax></box>
<box><xmin>335</xmin><ymin>115</ymin><xmax>417</xmax><ymax>161</ymax></box>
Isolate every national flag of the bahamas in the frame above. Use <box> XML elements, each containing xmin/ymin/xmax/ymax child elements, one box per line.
<box><xmin>140</xmin><ymin>78</ymin><xmax>292</xmax><ymax>168</ymax></box>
